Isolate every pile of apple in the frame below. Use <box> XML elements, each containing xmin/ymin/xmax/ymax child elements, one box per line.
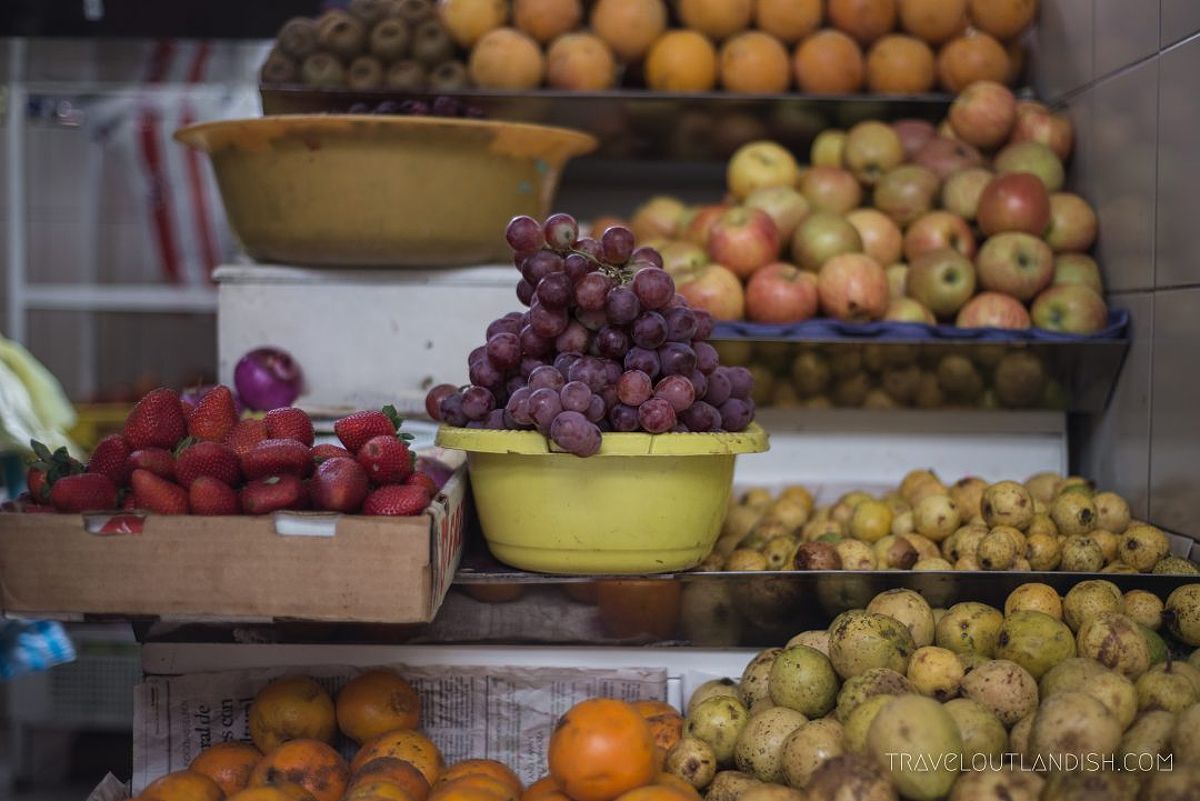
<box><xmin>627</xmin><ymin>80</ymin><xmax>1109</xmax><ymax>336</ymax></box>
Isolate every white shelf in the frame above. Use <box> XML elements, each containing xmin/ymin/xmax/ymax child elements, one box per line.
<box><xmin>24</xmin><ymin>284</ymin><xmax>217</xmax><ymax>313</ymax></box>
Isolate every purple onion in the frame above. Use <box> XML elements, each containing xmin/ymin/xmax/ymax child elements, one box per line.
<box><xmin>233</xmin><ymin>347</ymin><xmax>304</xmax><ymax>411</ymax></box>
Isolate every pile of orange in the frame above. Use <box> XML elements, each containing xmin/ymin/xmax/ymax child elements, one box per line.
<box><xmin>440</xmin><ymin>0</ymin><xmax>1037</xmax><ymax>93</ymax></box>
<box><xmin>125</xmin><ymin>673</ymin><xmax>687</xmax><ymax>801</ymax></box>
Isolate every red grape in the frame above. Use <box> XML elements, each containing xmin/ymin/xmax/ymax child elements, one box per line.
<box><xmin>680</xmin><ymin>401</ymin><xmax>720</xmax><ymax>432</ymax></box>
<box><xmin>519</xmin><ymin>356</ymin><xmax>545</xmax><ymax>377</ymax></box>
<box><xmin>564</xmin><ymin>253</ymin><xmax>592</xmax><ymax>283</ymax></box>
<box><xmin>529</xmin><ymin>387</ymin><xmax>563</xmax><ymax>432</ymax></box>
<box><xmin>469</xmin><ymin>358</ymin><xmax>502</xmax><ymax>388</ymax></box>
<box><xmin>486</xmin><ymin>313</ymin><xmax>524</xmax><ymax>339</ymax></box>
<box><xmin>664</xmin><ymin>307</ymin><xmax>698</xmax><ymax>342</ymax></box>
<box><xmin>624</xmin><ymin>347</ymin><xmax>661</xmax><ymax>378</ymax></box>
<box><xmin>425</xmin><ymin>383</ymin><xmax>456</xmax><ymax>420</ymax></box>
<box><xmin>605</xmin><ymin>286</ymin><xmax>641</xmax><ymax>326</ymax></box>
<box><xmin>543</xmin><ymin>213</ymin><xmax>579</xmax><ymax>251</ymax></box>
<box><xmin>667</xmin><ymin>292</ymin><xmax>689</xmax><ymax>308</ymax></box>
<box><xmin>586</xmin><ymin>394</ymin><xmax>606</xmax><ymax>422</ymax></box>
<box><xmin>693</xmin><ymin>309</ymin><xmax>714</xmax><ymax>340</ymax></box>
<box><xmin>631</xmin><ymin>312</ymin><xmax>668</xmax><ymax>349</ymax></box>
<box><xmin>655</xmin><ymin>374</ymin><xmax>695</xmax><ymax>412</ymax></box>
<box><xmin>468</xmin><ymin>345</ymin><xmax>487</xmax><ymax>365</ymax></box>
<box><xmin>555</xmin><ymin>320</ymin><xmax>591</xmax><ymax>354</ymax></box>
<box><xmin>519</xmin><ymin>325</ymin><xmax>554</xmax><ymax>358</ymax></box>
<box><xmin>601</xmin><ymin>226</ymin><xmax>635</xmax><ymax>265</ymax></box>
<box><xmin>529</xmin><ymin>364</ymin><xmax>566</xmax><ymax>391</ymax></box>
<box><xmin>690</xmin><ymin>369</ymin><xmax>708</xmax><ymax>400</ymax></box>
<box><xmin>727</xmin><ymin>366</ymin><xmax>754</xmax><ymax>399</ymax></box>
<box><xmin>550</xmin><ymin>410</ymin><xmax>601</xmax><ymax>457</ymax></box>
<box><xmin>506</xmin><ymin>215</ymin><xmax>544</xmax><ymax>252</ymax></box>
<box><xmin>694</xmin><ymin>341</ymin><xmax>719</xmax><ymax>374</ymax></box>
<box><xmin>631</xmin><ymin>267</ymin><xmax>675</xmax><ymax>310</ymax></box>
<box><xmin>506</xmin><ymin>386</ymin><xmax>533</xmax><ymax>425</ymax></box>
<box><xmin>568</xmin><ymin>356</ymin><xmax>609</xmax><ymax>392</ymax></box>
<box><xmin>483</xmin><ymin>408</ymin><xmax>507</xmax><ymax>429</ymax></box>
<box><xmin>574</xmin><ymin>237</ymin><xmax>603</xmax><ymax>260</ymax></box>
<box><xmin>575</xmin><ymin>273</ymin><xmax>613</xmax><ymax>311</ymax></box>
<box><xmin>461</xmin><ymin>386</ymin><xmax>497</xmax><ymax>420</ymax></box>
<box><xmin>559</xmin><ymin>380</ymin><xmax>592</xmax><ymax>413</ymax></box>
<box><xmin>524</xmin><ymin>251</ymin><xmax>564</xmax><ymax>284</ymax></box>
<box><xmin>516</xmin><ymin>278</ymin><xmax>535</xmax><ymax>306</ymax></box>
<box><xmin>603</xmin><ymin>358</ymin><xmax>622</xmax><ymax>386</ymax></box>
<box><xmin>638</xmin><ymin>397</ymin><xmax>677</xmax><ymax>434</ymax></box>
<box><xmin>631</xmin><ymin>246</ymin><xmax>664</xmax><ymax>269</ymax></box>
<box><xmin>609</xmin><ymin>403</ymin><xmax>639</xmax><ymax>431</ymax></box>
<box><xmin>718</xmin><ymin>398</ymin><xmax>753</xmax><ymax>432</ymax></box>
<box><xmin>486</xmin><ymin>332</ymin><xmax>521</xmax><ymax>370</ymax></box>
<box><xmin>617</xmin><ymin>369</ymin><xmax>652</xmax><ymax>406</ymax></box>
<box><xmin>659</xmin><ymin>342</ymin><xmax>697</xmax><ymax>376</ymax></box>
<box><xmin>506</xmin><ymin>375</ymin><xmax>526</xmax><ymax>395</ymax></box>
<box><xmin>595</xmin><ymin>326</ymin><xmax>630</xmax><ymax>359</ymax></box>
<box><xmin>530</xmin><ymin>303</ymin><xmax>569</xmax><ymax>338</ymax></box>
<box><xmin>705</xmin><ymin>368</ymin><xmax>732</xmax><ymax>406</ymax></box>
<box><xmin>575</xmin><ymin>307</ymin><xmax>608</xmax><ymax>331</ymax></box>
<box><xmin>439</xmin><ymin>392</ymin><xmax>468</xmax><ymax>426</ymax></box>
<box><xmin>554</xmin><ymin>351</ymin><xmax>582</xmax><ymax>376</ymax></box>
<box><xmin>536</xmin><ymin>271</ymin><xmax>573</xmax><ymax>309</ymax></box>
<box><xmin>601</xmin><ymin>386</ymin><xmax>619</xmax><ymax>410</ymax></box>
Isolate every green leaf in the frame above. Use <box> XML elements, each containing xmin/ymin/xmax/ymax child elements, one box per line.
<box><xmin>31</xmin><ymin>440</ymin><xmax>53</xmax><ymax>462</ymax></box>
<box><xmin>173</xmin><ymin>436</ymin><xmax>196</xmax><ymax>458</ymax></box>
<box><xmin>381</xmin><ymin>404</ymin><xmax>404</xmax><ymax>431</ymax></box>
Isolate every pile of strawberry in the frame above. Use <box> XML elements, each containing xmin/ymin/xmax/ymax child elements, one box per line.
<box><xmin>11</xmin><ymin>386</ymin><xmax>436</xmax><ymax>517</ymax></box>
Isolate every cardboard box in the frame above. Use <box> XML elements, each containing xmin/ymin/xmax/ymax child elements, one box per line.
<box><xmin>0</xmin><ymin>466</ymin><xmax>466</xmax><ymax>624</ymax></box>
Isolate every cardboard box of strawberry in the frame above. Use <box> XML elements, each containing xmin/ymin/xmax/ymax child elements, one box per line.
<box><xmin>8</xmin><ymin>386</ymin><xmax>440</xmax><ymax>517</ymax></box>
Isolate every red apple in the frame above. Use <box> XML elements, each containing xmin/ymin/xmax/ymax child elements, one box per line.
<box><xmin>745</xmin><ymin>262</ymin><xmax>820</xmax><ymax>323</ymax></box>
<box><xmin>1011</xmin><ymin>105</ymin><xmax>1074</xmax><ymax>161</ymax></box>
<box><xmin>1030</xmin><ymin>284</ymin><xmax>1108</xmax><ymax>334</ymax></box>
<box><xmin>1053</xmin><ymin>253</ymin><xmax>1104</xmax><ymax>294</ymax></box>
<box><xmin>630</xmin><ymin>196</ymin><xmax>686</xmax><ymax>242</ymax></box>
<box><xmin>885</xmin><ymin>298</ymin><xmax>936</xmax><ymax>324</ymax></box>
<box><xmin>675</xmin><ymin>262</ymin><xmax>746</xmax><ymax>321</ymax></box>
<box><xmin>659</xmin><ymin>240</ymin><xmax>709</xmax><ymax>279</ymax></box>
<box><xmin>956</xmin><ymin>292</ymin><xmax>1032</xmax><ymax>329</ymax></box>
<box><xmin>817</xmin><ymin>253</ymin><xmax>889</xmax><ymax>321</ymax></box>
<box><xmin>791</xmin><ymin>211</ymin><xmax>863</xmax><ymax>271</ymax></box>
<box><xmin>1044</xmin><ymin>192</ymin><xmax>1098</xmax><ymax>253</ymax></box>
<box><xmin>845</xmin><ymin>120</ymin><xmax>905</xmax><ymax>186</ymax></box>
<box><xmin>682</xmin><ymin>204</ymin><xmax>731</xmax><ymax>248</ymax></box>
<box><xmin>799</xmin><ymin>166</ymin><xmax>863</xmax><ymax>215</ymax></box>
<box><xmin>874</xmin><ymin>165</ymin><xmax>941</xmax><ymax>227</ymax></box>
<box><xmin>707</xmin><ymin>207</ymin><xmax>781</xmax><ymax>278</ymax></box>
<box><xmin>948</xmin><ymin>80</ymin><xmax>1017</xmax><ymax>150</ymax></box>
<box><xmin>886</xmin><ymin>263</ymin><xmax>909</xmax><ymax>300</ymax></box>
<box><xmin>941</xmin><ymin>167</ymin><xmax>994</xmax><ymax>221</ymax></box>
<box><xmin>846</xmin><ymin>208</ymin><xmax>903</xmax><ymax>267</ymax></box>
<box><xmin>903</xmin><ymin>211</ymin><xmax>976</xmax><ymax>262</ymax></box>
<box><xmin>892</xmin><ymin>119</ymin><xmax>937</xmax><ymax>160</ymax></box>
<box><xmin>744</xmin><ymin>186</ymin><xmax>811</xmax><ymax>243</ymax></box>
<box><xmin>994</xmin><ymin>141</ymin><xmax>1065</xmax><ymax>191</ymax></box>
<box><xmin>914</xmin><ymin>136</ymin><xmax>985</xmax><ymax>180</ymax></box>
<box><xmin>976</xmin><ymin>231</ymin><xmax>1055</xmax><ymax>301</ymax></box>
<box><xmin>977</xmin><ymin>173</ymin><xmax>1051</xmax><ymax>236</ymax></box>
<box><xmin>907</xmin><ymin>248</ymin><xmax>977</xmax><ymax>318</ymax></box>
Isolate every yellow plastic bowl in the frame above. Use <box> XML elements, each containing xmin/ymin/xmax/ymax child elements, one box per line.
<box><xmin>436</xmin><ymin>424</ymin><xmax>769</xmax><ymax>574</ymax></box>
<box><xmin>174</xmin><ymin>115</ymin><xmax>597</xmax><ymax>267</ymax></box>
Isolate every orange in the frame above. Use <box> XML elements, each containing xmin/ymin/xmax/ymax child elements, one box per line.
<box><xmin>793</xmin><ymin>30</ymin><xmax>865</xmax><ymax>94</ymax></box>
<box><xmin>677</xmin><ymin>0</ymin><xmax>752</xmax><ymax>40</ymax></box>
<box><xmin>546</xmin><ymin>33</ymin><xmax>616</xmax><ymax>90</ymax></box>
<box><xmin>337</xmin><ymin>670</ymin><xmax>422</xmax><ymax>745</ymax></box>
<box><xmin>968</xmin><ymin>0</ymin><xmax>1037</xmax><ymax>41</ymax></box>
<box><xmin>645</xmin><ymin>31</ymin><xmax>718</xmax><ymax>92</ymax></box>
<box><xmin>719</xmin><ymin>31</ymin><xmax>791</xmax><ymax>93</ymax></box>
<box><xmin>591</xmin><ymin>0</ymin><xmax>667</xmax><ymax>62</ymax></box>
<box><xmin>249</xmin><ymin>740</ymin><xmax>349</xmax><ymax>801</ymax></box>
<box><xmin>828</xmin><ymin>0</ymin><xmax>898</xmax><ymax>45</ymax></box>
<box><xmin>631</xmin><ymin>700</ymin><xmax>684</xmax><ymax>764</ymax></box>
<box><xmin>468</xmin><ymin>28</ymin><xmax>545</xmax><ymax>89</ymax></box>
<box><xmin>936</xmin><ymin>32</ymin><xmax>1009</xmax><ymax>91</ymax></box>
<box><xmin>191</xmin><ymin>742</ymin><xmax>263</xmax><ymax>797</ymax></box>
<box><xmin>548</xmin><ymin>699</ymin><xmax>658</xmax><ymax>801</ymax></box>
<box><xmin>653</xmin><ymin>775</ymin><xmax>700</xmax><ymax>800</ymax></box>
<box><xmin>432</xmin><ymin>775</ymin><xmax>517</xmax><ymax>801</ymax></box>
<box><xmin>437</xmin><ymin>0</ymin><xmax>508</xmax><ymax>47</ymax></box>
<box><xmin>141</xmin><ymin>770</ymin><xmax>225</xmax><ymax>801</ymax></box>
<box><xmin>438</xmin><ymin>761</ymin><xmax>523</xmax><ymax>796</ymax></box>
<box><xmin>596</xmin><ymin>581</ymin><xmax>682</xmax><ymax>640</ymax></box>
<box><xmin>227</xmin><ymin>784</ymin><xmax>317</xmax><ymax>801</ymax></box>
<box><xmin>513</xmin><ymin>0</ymin><xmax>583</xmax><ymax>44</ymax></box>
<box><xmin>249</xmin><ymin>676</ymin><xmax>337</xmax><ymax>754</ymax></box>
<box><xmin>754</xmin><ymin>0</ymin><xmax>822</xmax><ymax>44</ymax></box>
<box><xmin>344</xmin><ymin>780</ymin><xmax>419</xmax><ymax>801</ymax></box>
<box><xmin>897</xmin><ymin>0</ymin><xmax>967</xmax><ymax>44</ymax></box>
<box><xmin>353</xmin><ymin>730</ymin><xmax>445</xmax><ymax>785</ymax></box>
<box><xmin>522</xmin><ymin>776</ymin><xmax>562</xmax><ymax>801</ymax></box>
<box><xmin>866</xmin><ymin>34</ymin><xmax>935</xmax><ymax>93</ymax></box>
<box><xmin>613</xmin><ymin>787</ymin><xmax>692</xmax><ymax>801</ymax></box>
<box><xmin>349</xmin><ymin>758</ymin><xmax>431</xmax><ymax>801</ymax></box>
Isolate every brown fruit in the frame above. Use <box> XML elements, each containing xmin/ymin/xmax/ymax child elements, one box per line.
<box><xmin>353</xmin><ymin>731</ymin><xmax>445</xmax><ymax>785</ymax></box>
<box><xmin>191</xmin><ymin>742</ymin><xmax>263</xmax><ymax>797</ymax></box>
<box><xmin>350</xmin><ymin>759</ymin><xmax>431</xmax><ymax>801</ymax></box>
<box><xmin>828</xmin><ymin>0</ymin><xmax>898</xmax><ymax>46</ymax></box>
<box><xmin>336</xmin><ymin>670</ymin><xmax>421</xmax><ymax>744</ymax></box>
<box><xmin>866</xmin><ymin>34</ymin><xmax>935</xmax><ymax>93</ymax></box>
<box><xmin>250</xmin><ymin>740</ymin><xmax>349</xmax><ymax>801</ymax></box>
<box><xmin>468</xmin><ymin>28</ymin><xmax>545</xmax><ymax>89</ymax></box>
<box><xmin>755</xmin><ymin>0</ymin><xmax>822</xmax><ymax>44</ymax></box>
<box><xmin>719</xmin><ymin>31</ymin><xmax>791</xmax><ymax>92</ymax></box>
<box><xmin>513</xmin><ymin>0</ymin><xmax>582</xmax><ymax>44</ymax></box>
<box><xmin>794</xmin><ymin>30</ymin><xmax>866</xmax><ymax>94</ymax></box>
<box><xmin>678</xmin><ymin>0</ymin><xmax>753</xmax><ymax>40</ymax></box>
<box><xmin>968</xmin><ymin>0</ymin><xmax>1037</xmax><ymax>41</ymax></box>
<box><xmin>249</xmin><ymin>676</ymin><xmax>337</xmax><ymax>753</ymax></box>
<box><xmin>591</xmin><ymin>0</ymin><xmax>667</xmax><ymax>62</ymax></box>
<box><xmin>645</xmin><ymin>31</ymin><xmax>718</xmax><ymax>91</ymax></box>
<box><xmin>936</xmin><ymin>32</ymin><xmax>1009</xmax><ymax>91</ymax></box>
<box><xmin>546</xmin><ymin>33</ymin><xmax>616</xmax><ymax>90</ymax></box>
<box><xmin>437</xmin><ymin>0</ymin><xmax>507</xmax><ymax>47</ymax></box>
<box><xmin>897</xmin><ymin>0</ymin><xmax>967</xmax><ymax>44</ymax></box>
<box><xmin>142</xmin><ymin>770</ymin><xmax>225</xmax><ymax>801</ymax></box>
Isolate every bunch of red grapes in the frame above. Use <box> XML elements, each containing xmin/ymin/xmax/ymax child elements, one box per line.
<box><xmin>426</xmin><ymin>214</ymin><xmax>755</xmax><ymax>456</ymax></box>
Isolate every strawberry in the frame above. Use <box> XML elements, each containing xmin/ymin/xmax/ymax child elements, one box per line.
<box><xmin>310</xmin><ymin>457</ymin><xmax>370</xmax><ymax>512</ymax></box>
<box><xmin>48</xmin><ymin>473</ymin><xmax>117</xmax><ymax>512</ymax></box>
<box><xmin>130</xmin><ymin>469</ymin><xmax>189</xmax><ymax>514</ymax></box>
<box><xmin>241</xmin><ymin>439</ymin><xmax>313</xmax><ymax>480</ymax></box>
<box><xmin>363</xmin><ymin>484</ymin><xmax>431</xmax><ymax>516</ymax></box>
<box><xmin>26</xmin><ymin>467</ymin><xmax>49</xmax><ymax>502</ymax></box>
<box><xmin>129</xmin><ymin>448</ymin><xmax>176</xmax><ymax>481</ymax></box>
<box><xmin>225</xmin><ymin>418</ymin><xmax>269</xmax><ymax>456</ymax></box>
<box><xmin>265</xmin><ymin>407</ymin><xmax>315</xmax><ymax>446</ymax></box>
<box><xmin>357</xmin><ymin>435</ymin><xmax>413</xmax><ymax>485</ymax></box>
<box><xmin>86</xmin><ymin>434</ymin><xmax>132</xmax><ymax>486</ymax></box>
<box><xmin>175</xmin><ymin>441</ymin><xmax>242</xmax><ymax>488</ymax></box>
<box><xmin>123</xmin><ymin>387</ymin><xmax>187</xmax><ymax>450</ymax></box>
<box><xmin>189</xmin><ymin>476</ymin><xmax>240</xmax><ymax>515</ymax></box>
<box><xmin>311</xmin><ymin>443</ymin><xmax>354</xmax><ymax>463</ymax></box>
<box><xmin>335</xmin><ymin>405</ymin><xmax>402</xmax><ymax>454</ymax></box>
<box><xmin>26</xmin><ymin>440</ymin><xmax>84</xmax><ymax>502</ymax></box>
<box><xmin>187</xmin><ymin>385</ymin><xmax>239</xmax><ymax>442</ymax></box>
<box><xmin>406</xmin><ymin>472</ymin><xmax>438</xmax><ymax>497</ymax></box>
<box><xmin>241</xmin><ymin>475</ymin><xmax>307</xmax><ymax>515</ymax></box>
